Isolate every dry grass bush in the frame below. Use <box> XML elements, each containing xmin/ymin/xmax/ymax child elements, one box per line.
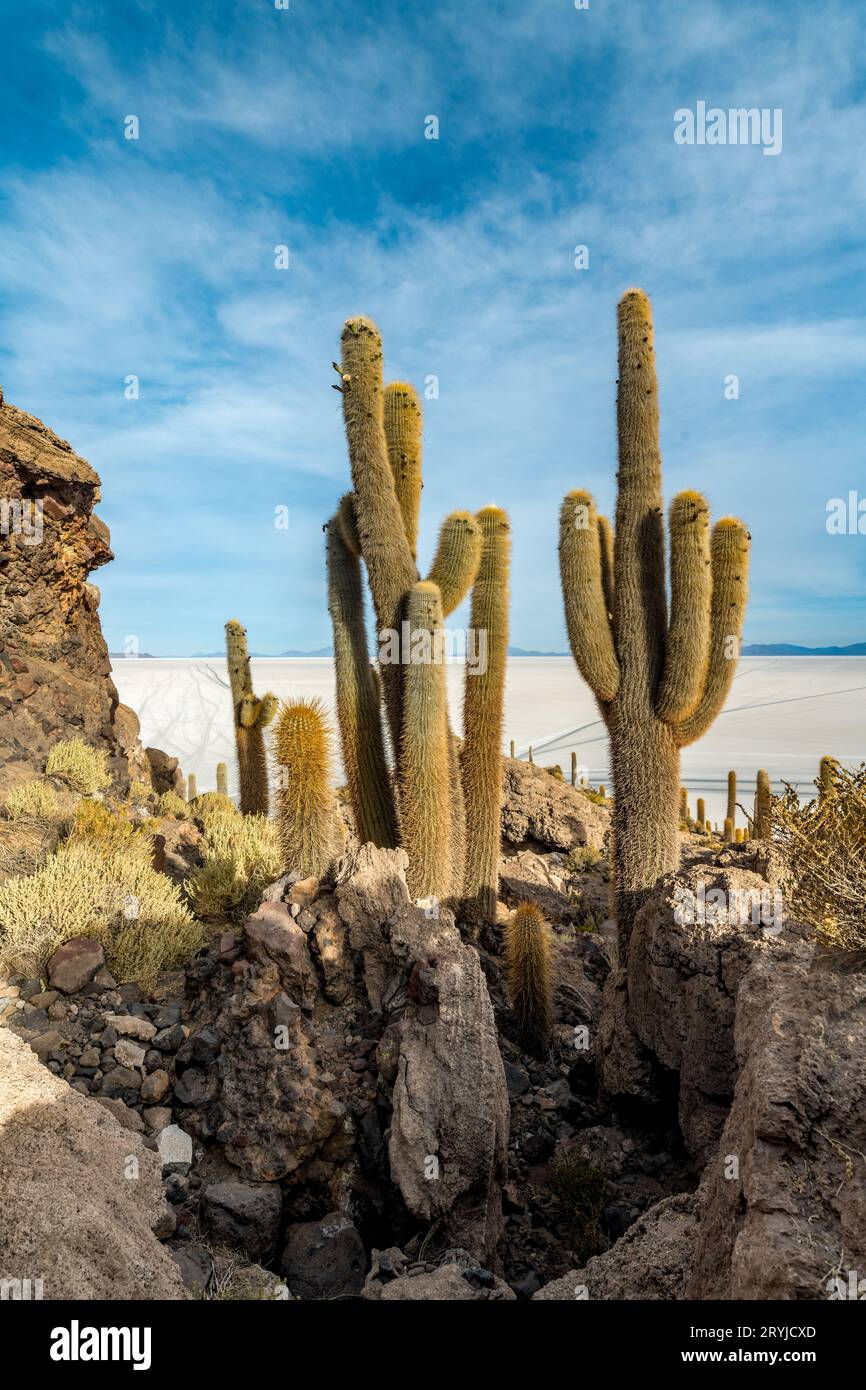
<box><xmin>157</xmin><ymin>790</ymin><xmax>190</xmax><ymax>820</ymax></box>
<box><xmin>45</xmin><ymin>737</ymin><xmax>111</xmax><ymax>794</ymax></box>
<box><xmin>4</xmin><ymin>779</ymin><xmax>59</xmax><ymax>822</ymax></box>
<box><xmin>0</xmin><ymin>836</ymin><xmax>202</xmax><ymax>989</ymax></box>
<box><xmin>186</xmin><ymin>813</ymin><xmax>282</xmax><ymax>920</ymax></box>
<box><xmin>191</xmin><ymin>791</ymin><xmax>238</xmax><ymax>832</ymax></box>
<box><xmin>773</xmin><ymin>766</ymin><xmax>866</xmax><ymax>949</ymax></box>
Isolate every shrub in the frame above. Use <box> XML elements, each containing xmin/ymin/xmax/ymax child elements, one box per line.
<box><xmin>68</xmin><ymin>797</ymin><xmax>142</xmax><ymax>852</ymax></box>
<box><xmin>773</xmin><ymin>767</ymin><xmax>866</xmax><ymax>950</ymax></box>
<box><xmin>0</xmin><ymin>839</ymin><xmax>203</xmax><ymax>989</ymax></box>
<box><xmin>192</xmin><ymin>792</ymin><xmax>238</xmax><ymax>832</ymax></box>
<box><xmin>45</xmin><ymin>737</ymin><xmax>110</xmax><ymax>794</ymax></box>
<box><xmin>157</xmin><ymin>790</ymin><xmax>190</xmax><ymax>820</ymax></box>
<box><xmin>127</xmin><ymin>780</ymin><xmax>154</xmax><ymax>804</ymax></box>
<box><xmin>566</xmin><ymin>844</ymin><xmax>603</xmax><ymax>873</ymax></box>
<box><xmin>549</xmin><ymin>1152</ymin><xmax>608</xmax><ymax>1265</ymax></box>
<box><xmin>186</xmin><ymin>813</ymin><xmax>282</xmax><ymax>920</ymax></box>
<box><xmin>4</xmin><ymin>779</ymin><xmax>59</xmax><ymax>822</ymax></box>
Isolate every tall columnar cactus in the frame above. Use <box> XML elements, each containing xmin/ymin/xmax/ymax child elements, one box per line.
<box><xmin>187</xmin><ymin>773</ymin><xmax>197</xmax><ymax>801</ymax></box>
<box><xmin>332</xmin><ymin>316</ymin><xmax>506</xmax><ymax>911</ymax></box>
<box><xmin>559</xmin><ymin>290</ymin><xmax>750</xmax><ymax>949</ymax></box>
<box><xmin>726</xmin><ymin>770</ymin><xmax>737</xmax><ymax>830</ymax></box>
<box><xmin>461</xmin><ymin>507</ymin><xmax>511</xmax><ymax>920</ymax></box>
<box><xmin>274</xmin><ymin>698</ymin><xmax>341</xmax><ymax>879</ymax></box>
<box><xmin>216</xmin><ymin>762</ymin><xmax>228</xmax><ymax>796</ymax></box>
<box><xmin>754</xmin><ymin>769</ymin><xmax>772</xmax><ymax>839</ymax></box>
<box><xmin>225</xmin><ymin>620</ymin><xmax>278</xmax><ymax>816</ymax></box>
<box><xmin>819</xmin><ymin>755</ymin><xmax>839</xmax><ymax>802</ymax></box>
<box><xmin>504</xmin><ymin>902</ymin><xmax>554</xmax><ymax>1056</ymax></box>
<box><xmin>399</xmin><ymin>583</ymin><xmax>453</xmax><ymax>900</ymax></box>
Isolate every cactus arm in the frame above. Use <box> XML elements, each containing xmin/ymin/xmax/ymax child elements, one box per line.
<box><xmin>461</xmin><ymin>506</ymin><xmax>511</xmax><ymax>920</ymax></box>
<box><xmin>398</xmin><ymin>582</ymin><xmax>452</xmax><ymax>900</ymax></box>
<box><xmin>426</xmin><ymin>510</ymin><xmax>483</xmax><ymax>618</ymax></box>
<box><xmin>340</xmin><ymin>319</ymin><xmax>418</xmax><ymax>750</ymax></box>
<box><xmin>558</xmin><ymin>490</ymin><xmax>620</xmax><ymax>703</ymax></box>
<box><xmin>613</xmin><ymin>289</ymin><xmax>667</xmax><ymax>711</ymax></box>
<box><xmin>256</xmin><ymin>693</ymin><xmax>278</xmax><ymax>728</ymax></box>
<box><xmin>656</xmin><ymin>491</ymin><xmax>712</xmax><ymax>724</ymax></box>
<box><xmin>383</xmin><ymin>382</ymin><xmax>423</xmax><ymax>559</ymax></box>
<box><xmin>326</xmin><ymin>518</ymin><xmax>399</xmax><ymax>848</ymax></box>
<box><xmin>671</xmin><ymin>518</ymin><xmax>750</xmax><ymax>748</ymax></box>
<box><xmin>336</xmin><ymin>492</ymin><xmax>360</xmax><ymax>558</ymax></box>
<box><xmin>597</xmin><ymin>513</ymin><xmax>614</xmax><ymax>617</ymax></box>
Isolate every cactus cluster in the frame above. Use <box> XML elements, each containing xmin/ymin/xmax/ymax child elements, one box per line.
<box><xmin>559</xmin><ymin>290</ymin><xmax>750</xmax><ymax>949</ymax></box>
<box><xmin>225</xmin><ymin>620</ymin><xmax>277</xmax><ymax>816</ymax></box>
<box><xmin>328</xmin><ymin>317</ymin><xmax>511</xmax><ymax>915</ymax></box>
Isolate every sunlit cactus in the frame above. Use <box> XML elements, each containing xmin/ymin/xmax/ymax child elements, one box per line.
<box><xmin>225</xmin><ymin>619</ymin><xmax>277</xmax><ymax>816</ymax></box>
<box><xmin>216</xmin><ymin>762</ymin><xmax>228</xmax><ymax>796</ymax></box>
<box><xmin>504</xmin><ymin>902</ymin><xmax>554</xmax><ymax>1056</ymax></box>
<box><xmin>274</xmin><ymin>698</ymin><xmax>341</xmax><ymax>879</ymax></box>
<box><xmin>754</xmin><ymin>769</ymin><xmax>772</xmax><ymax>839</ymax></box>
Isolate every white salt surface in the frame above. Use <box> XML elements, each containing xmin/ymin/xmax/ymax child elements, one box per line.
<box><xmin>111</xmin><ymin>656</ymin><xmax>866</xmax><ymax>825</ymax></box>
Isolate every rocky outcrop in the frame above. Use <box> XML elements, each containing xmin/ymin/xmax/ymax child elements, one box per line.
<box><xmin>180</xmin><ymin>845</ymin><xmax>509</xmax><ymax>1269</ymax></box>
<box><xmin>533</xmin><ymin>1193</ymin><xmax>697</xmax><ymax>1300</ymax></box>
<box><xmin>0</xmin><ymin>390</ymin><xmax>149</xmax><ymax>792</ymax></box>
<box><xmin>0</xmin><ymin>1026</ymin><xmax>186</xmax><ymax>1299</ymax></box>
<box><xmin>501</xmin><ymin>758</ymin><xmax>609</xmax><ymax>853</ymax></box>
<box><xmin>363</xmin><ymin>1247</ymin><xmax>516</xmax><ymax>1300</ymax></box>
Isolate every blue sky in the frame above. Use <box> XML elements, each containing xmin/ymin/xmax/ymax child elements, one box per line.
<box><xmin>2</xmin><ymin>0</ymin><xmax>866</xmax><ymax>653</ymax></box>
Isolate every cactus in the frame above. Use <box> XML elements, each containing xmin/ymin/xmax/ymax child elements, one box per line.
<box><xmin>528</xmin><ymin>746</ymin><xmax>534</xmax><ymax>764</ymax></box>
<box><xmin>461</xmin><ymin>507</ymin><xmax>511</xmax><ymax>920</ymax></box>
<box><xmin>679</xmin><ymin>787</ymin><xmax>690</xmax><ymax>827</ymax></box>
<box><xmin>504</xmin><ymin>902</ymin><xmax>554</xmax><ymax>1056</ymax></box>
<box><xmin>724</xmin><ymin>817</ymin><xmax>734</xmax><ymax>843</ymax></box>
<box><xmin>510</xmin><ymin>740</ymin><xmax>515</xmax><ymax>759</ymax></box>
<box><xmin>571</xmin><ymin>752</ymin><xmax>577</xmax><ymax>786</ymax></box>
<box><xmin>696</xmin><ymin>796</ymin><xmax>706</xmax><ymax>832</ymax></box>
<box><xmin>599</xmin><ymin>784</ymin><xmax>606</xmax><ymax>799</ymax></box>
<box><xmin>735</xmin><ymin>827</ymin><xmax>744</xmax><ymax>844</ymax></box>
<box><xmin>398</xmin><ymin>583</ymin><xmax>452</xmax><ymax>900</ymax></box>
<box><xmin>726</xmin><ymin>770</ymin><xmax>737</xmax><ymax>831</ymax></box>
<box><xmin>326</xmin><ymin>516</ymin><xmax>398</xmax><ymax>848</ymax></box>
<box><xmin>216</xmin><ymin>762</ymin><xmax>228</xmax><ymax>796</ymax></box>
<box><xmin>754</xmin><ymin>769</ymin><xmax>772</xmax><ymax>839</ymax></box>
<box><xmin>333</xmin><ymin>316</ymin><xmax>514</xmax><ymax>912</ymax></box>
<box><xmin>819</xmin><ymin>755</ymin><xmax>839</xmax><ymax>801</ymax></box>
<box><xmin>187</xmin><ymin>773</ymin><xmax>197</xmax><ymax>801</ymax></box>
<box><xmin>225</xmin><ymin>620</ymin><xmax>277</xmax><ymax>816</ymax></box>
<box><xmin>274</xmin><ymin>698</ymin><xmax>340</xmax><ymax>879</ymax></box>
<box><xmin>559</xmin><ymin>290</ymin><xmax>750</xmax><ymax>949</ymax></box>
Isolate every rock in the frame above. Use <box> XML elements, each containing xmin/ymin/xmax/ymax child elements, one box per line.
<box><xmin>312</xmin><ymin>898</ymin><xmax>352</xmax><ymax>1003</ymax></box>
<box><xmin>157</xmin><ymin>1125</ymin><xmax>193</xmax><ymax>1169</ymax></box>
<box><xmin>533</xmin><ymin>1193</ymin><xmax>697</xmax><ymax>1300</ymax></box>
<box><xmin>288</xmin><ymin>877</ymin><xmax>320</xmax><ymax>909</ymax></box>
<box><xmin>244</xmin><ymin>901</ymin><xmax>318</xmax><ymax>1012</ymax></box>
<box><xmin>280</xmin><ymin>1212</ymin><xmax>367</xmax><ymax>1299</ymax></box>
<box><xmin>0</xmin><ymin>394</ymin><xmax>153</xmax><ymax>796</ymax></box>
<box><xmin>46</xmin><ymin>938</ymin><xmax>104</xmax><ymax>994</ymax></box>
<box><xmin>28</xmin><ymin>990</ymin><xmax>58</xmax><ymax>1009</ymax></box>
<box><xmin>688</xmin><ymin>942</ymin><xmax>866</xmax><ymax>1300</ymax></box>
<box><xmin>173</xmin><ymin>1067</ymin><xmax>213</xmax><ymax>1107</ymax></box>
<box><xmin>101</xmin><ymin>1066</ymin><xmax>142</xmax><ymax>1101</ymax></box>
<box><xmin>143</xmin><ymin>1106</ymin><xmax>173</xmax><ymax>1134</ymax></box>
<box><xmin>140</xmin><ymin>1069</ymin><xmax>170</xmax><ymax>1104</ymax></box>
<box><xmin>365</xmin><ymin>1261</ymin><xmax>516</xmax><ymax>1301</ymax></box>
<box><xmin>104</xmin><ymin>1012</ymin><xmax>157</xmax><ymax>1042</ymax></box>
<box><xmin>501</xmin><ymin>758</ymin><xmax>609</xmax><ymax>853</ymax></box>
<box><xmin>153</xmin><ymin>1022</ymin><xmax>185</xmax><ymax>1052</ymax></box>
<box><xmin>94</xmin><ymin>1096</ymin><xmax>145</xmax><ymax>1133</ymax></box>
<box><xmin>0</xmin><ymin>1028</ymin><xmax>185</xmax><ymax>1298</ymax></box>
<box><xmin>114</xmin><ymin>1038</ymin><xmax>147</xmax><ymax>1070</ymax></box>
<box><xmin>28</xmin><ymin>1029</ymin><xmax>64</xmax><ymax>1060</ymax></box>
<box><xmin>201</xmin><ymin>1181</ymin><xmax>283</xmax><ymax>1263</ymax></box>
<box><xmin>171</xmin><ymin>1246</ymin><xmax>213</xmax><ymax>1295</ymax></box>
<box><xmin>144</xmin><ymin>746</ymin><xmax>184</xmax><ymax>796</ymax></box>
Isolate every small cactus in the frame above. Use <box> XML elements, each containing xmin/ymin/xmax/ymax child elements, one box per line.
<box><xmin>504</xmin><ymin>902</ymin><xmax>554</xmax><ymax>1056</ymax></box>
<box><xmin>724</xmin><ymin>816</ymin><xmax>733</xmax><ymax>844</ymax></box>
<box><xmin>726</xmin><ymin>770</ymin><xmax>737</xmax><ymax>832</ymax></box>
<box><xmin>754</xmin><ymin>769</ymin><xmax>772</xmax><ymax>839</ymax></box>
<box><xmin>599</xmin><ymin>784</ymin><xmax>606</xmax><ymax>799</ymax></box>
<box><xmin>274</xmin><ymin>698</ymin><xmax>341</xmax><ymax>879</ymax></box>
<box><xmin>735</xmin><ymin>827</ymin><xmax>744</xmax><ymax>844</ymax></box>
<box><xmin>216</xmin><ymin>762</ymin><xmax>228</xmax><ymax>796</ymax></box>
<box><xmin>187</xmin><ymin>773</ymin><xmax>198</xmax><ymax>801</ymax></box>
<box><xmin>696</xmin><ymin>796</ymin><xmax>706</xmax><ymax>832</ymax></box>
<box><xmin>225</xmin><ymin>620</ymin><xmax>277</xmax><ymax>815</ymax></box>
<box><xmin>819</xmin><ymin>755</ymin><xmax>839</xmax><ymax>802</ymax></box>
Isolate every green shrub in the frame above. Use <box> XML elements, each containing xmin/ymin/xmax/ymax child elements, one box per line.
<box><xmin>566</xmin><ymin>844</ymin><xmax>603</xmax><ymax>873</ymax></box>
<box><xmin>157</xmin><ymin>790</ymin><xmax>190</xmax><ymax>820</ymax></box>
<box><xmin>191</xmin><ymin>791</ymin><xmax>238</xmax><ymax>832</ymax></box>
<box><xmin>68</xmin><ymin>798</ymin><xmax>143</xmax><ymax>852</ymax></box>
<box><xmin>4</xmin><ymin>779</ymin><xmax>59</xmax><ymax>822</ymax></box>
<box><xmin>45</xmin><ymin>737</ymin><xmax>110</xmax><ymax>794</ymax></box>
<box><xmin>549</xmin><ymin>1152</ymin><xmax>608</xmax><ymax>1264</ymax></box>
<box><xmin>186</xmin><ymin>813</ymin><xmax>282</xmax><ymax>920</ymax></box>
<box><xmin>0</xmin><ymin>839</ymin><xmax>202</xmax><ymax>989</ymax></box>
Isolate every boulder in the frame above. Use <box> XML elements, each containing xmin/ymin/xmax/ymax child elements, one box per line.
<box><xmin>280</xmin><ymin>1212</ymin><xmax>367</xmax><ymax>1299</ymax></box>
<box><xmin>533</xmin><ymin>1193</ymin><xmax>697</xmax><ymax>1300</ymax></box>
<box><xmin>144</xmin><ymin>746</ymin><xmax>184</xmax><ymax>796</ymax></box>
<box><xmin>200</xmin><ymin>1181</ymin><xmax>283</xmax><ymax>1263</ymax></box>
<box><xmin>46</xmin><ymin>938</ymin><xmax>104</xmax><ymax>994</ymax></box>
<box><xmin>367</xmin><ymin>1262</ymin><xmax>516</xmax><ymax>1301</ymax></box>
<box><xmin>0</xmin><ymin>1027</ymin><xmax>185</xmax><ymax>1299</ymax></box>
<box><xmin>501</xmin><ymin>758</ymin><xmax>609</xmax><ymax>853</ymax></box>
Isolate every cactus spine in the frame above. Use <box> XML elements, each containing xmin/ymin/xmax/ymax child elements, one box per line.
<box><xmin>274</xmin><ymin>698</ymin><xmax>340</xmax><ymax>879</ymax></box>
<box><xmin>216</xmin><ymin>762</ymin><xmax>228</xmax><ymax>796</ymax></box>
<box><xmin>504</xmin><ymin>902</ymin><xmax>554</xmax><ymax>1056</ymax></box>
<box><xmin>187</xmin><ymin>773</ymin><xmax>197</xmax><ymax>801</ymax></box>
<box><xmin>225</xmin><ymin>620</ymin><xmax>277</xmax><ymax>815</ymax></box>
<box><xmin>559</xmin><ymin>290</ymin><xmax>750</xmax><ymax>950</ymax></box>
<box><xmin>399</xmin><ymin>584</ymin><xmax>452</xmax><ymax>900</ymax></box>
<box><xmin>461</xmin><ymin>506</ymin><xmax>511</xmax><ymax>920</ymax></box>
<box><xmin>754</xmin><ymin>768</ymin><xmax>772</xmax><ymax>839</ymax></box>
<box><xmin>726</xmin><ymin>770</ymin><xmax>737</xmax><ymax>831</ymax></box>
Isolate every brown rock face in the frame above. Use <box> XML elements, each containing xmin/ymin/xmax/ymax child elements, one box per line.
<box><xmin>501</xmin><ymin>758</ymin><xmax>609</xmax><ymax>853</ymax></box>
<box><xmin>0</xmin><ymin>391</ymin><xmax>145</xmax><ymax>791</ymax></box>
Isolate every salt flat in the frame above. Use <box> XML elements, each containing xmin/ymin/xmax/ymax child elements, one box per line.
<box><xmin>111</xmin><ymin>656</ymin><xmax>866</xmax><ymax>825</ymax></box>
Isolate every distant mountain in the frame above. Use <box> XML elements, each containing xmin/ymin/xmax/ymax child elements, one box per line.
<box><xmin>508</xmin><ymin>645</ymin><xmax>568</xmax><ymax>656</ymax></box>
<box><xmin>109</xmin><ymin>651</ymin><xmax>156</xmax><ymax>659</ymax></box>
<box><xmin>190</xmin><ymin>647</ymin><xmax>334</xmax><ymax>658</ymax></box>
<box><xmin>741</xmin><ymin>642</ymin><xmax>866</xmax><ymax>656</ymax></box>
